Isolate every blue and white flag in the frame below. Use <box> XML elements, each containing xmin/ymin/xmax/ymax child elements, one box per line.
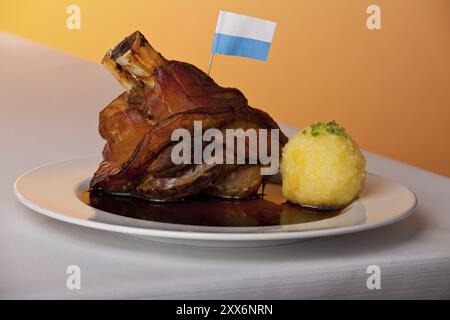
<box><xmin>211</xmin><ymin>11</ymin><xmax>276</xmax><ymax>61</ymax></box>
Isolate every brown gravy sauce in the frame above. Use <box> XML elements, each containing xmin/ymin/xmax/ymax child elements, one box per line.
<box><xmin>80</xmin><ymin>183</ymin><xmax>342</xmax><ymax>227</ymax></box>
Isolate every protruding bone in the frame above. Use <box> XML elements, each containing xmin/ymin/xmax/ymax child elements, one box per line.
<box><xmin>102</xmin><ymin>50</ymin><xmax>138</xmax><ymax>91</ymax></box>
<box><xmin>103</xmin><ymin>31</ymin><xmax>168</xmax><ymax>89</ymax></box>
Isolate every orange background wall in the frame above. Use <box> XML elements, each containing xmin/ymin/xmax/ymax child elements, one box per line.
<box><xmin>2</xmin><ymin>0</ymin><xmax>450</xmax><ymax>176</ymax></box>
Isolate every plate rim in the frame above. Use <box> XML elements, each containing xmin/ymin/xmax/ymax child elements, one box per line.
<box><xmin>13</xmin><ymin>156</ymin><xmax>418</xmax><ymax>242</ymax></box>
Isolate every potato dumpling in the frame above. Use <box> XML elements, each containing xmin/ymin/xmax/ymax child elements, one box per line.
<box><xmin>280</xmin><ymin>121</ymin><xmax>366</xmax><ymax>209</ymax></box>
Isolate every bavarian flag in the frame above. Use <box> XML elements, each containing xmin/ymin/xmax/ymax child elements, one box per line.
<box><xmin>211</xmin><ymin>11</ymin><xmax>277</xmax><ymax>61</ymax></box>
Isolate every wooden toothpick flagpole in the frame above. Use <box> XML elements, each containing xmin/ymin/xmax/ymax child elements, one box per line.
<box><xmin>207</xmin><ymin>53</ymin><xmax>215</xmax><ymax>76</ymax></box>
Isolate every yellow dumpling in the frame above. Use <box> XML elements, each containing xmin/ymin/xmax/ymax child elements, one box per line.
<box><xmin>280</xmin><ymin>121</ymin><xmax>366</xmax><ymax>208</ymax></box>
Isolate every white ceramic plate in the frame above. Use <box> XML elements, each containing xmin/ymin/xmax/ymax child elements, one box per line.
<box><xmin>14</xmin><ymin>155</ymin><xmax>417</xmax><ymax>247</ymax></box>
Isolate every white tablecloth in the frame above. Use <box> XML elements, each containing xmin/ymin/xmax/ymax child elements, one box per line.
<box><xmin>1</xmin><ymin>33</ymin><xmax>449</xmax><ymax>299</ymax></box>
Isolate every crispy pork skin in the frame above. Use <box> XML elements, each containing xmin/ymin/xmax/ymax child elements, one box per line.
<box><xmin>90</xmin><ymin>31</ymin><xmax>287</xmax><ymax>201</ymax></box>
